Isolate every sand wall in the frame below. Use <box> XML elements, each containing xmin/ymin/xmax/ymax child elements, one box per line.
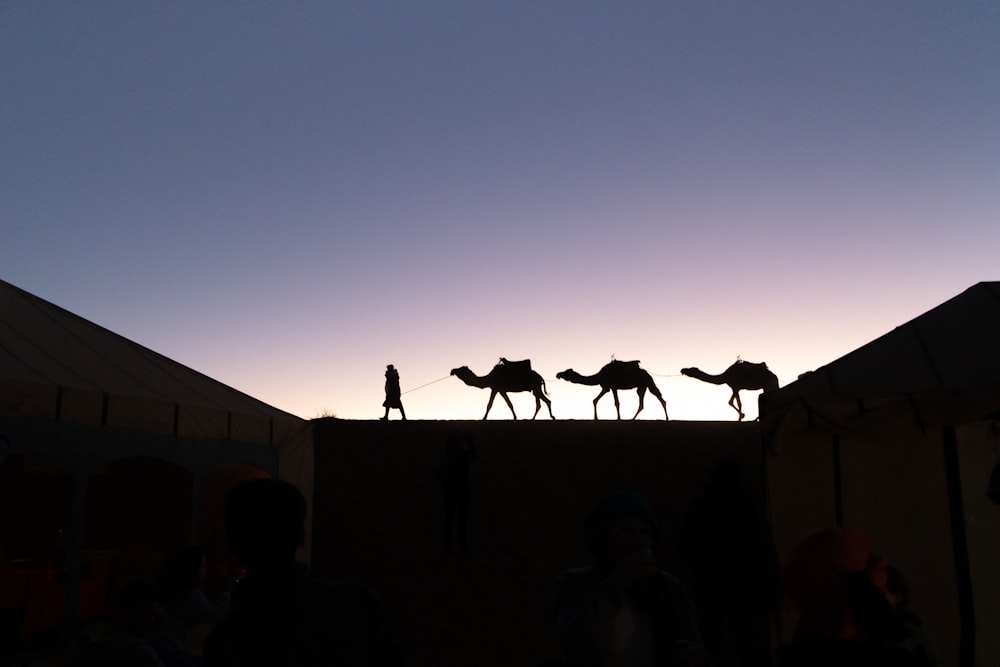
<box><xmin>311</xmin><ymin>419</ymin><xmax>765</xmax><ymax>666</ymax></box>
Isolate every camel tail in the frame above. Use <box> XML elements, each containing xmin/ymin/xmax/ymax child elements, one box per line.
<box><xmin>640</xmin><ymin>370</ymin><xmax>664</xmax><ymax>397</ymax></box>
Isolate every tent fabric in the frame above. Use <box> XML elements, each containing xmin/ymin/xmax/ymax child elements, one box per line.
<box><xmin>761</xmin><ymin>282</ymin><xmax>1000</xmax><ymax>439</ymax></box>
<box><xmin>759</xmin><ymin>282</ymin><xmax>1000</xmax><ymax>667</ymax></box>
<box><xmin>0</xmin><ymin>278</ymin><xmax>314</xmax><ymax>551</ymax></box>
<box><xmin>0</xmin><ymin>278</ymin><xmax>301</xmax><ymax>436</ymax></box>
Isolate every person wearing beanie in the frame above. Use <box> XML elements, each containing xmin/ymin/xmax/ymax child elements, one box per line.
<box><xmin>555</xmin><ymin>491</ymin><xmax>706</xmax><ymax>667</ymax></box>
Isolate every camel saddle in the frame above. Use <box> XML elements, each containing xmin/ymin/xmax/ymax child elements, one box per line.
<box><xmin>497</xmin><ymin>357</ymin><xmax>533</xmax><ymax>372</ymax></box>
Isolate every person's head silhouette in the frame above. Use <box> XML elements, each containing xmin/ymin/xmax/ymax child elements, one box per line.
<box><xmin>585</xmin><ymin>491</ymin><xmax>659</xmax><ymax>576</ymax></box>
<box><xmin>225</xmin><ymin>478</ymin><xmax>306</xmax><ymax>573</ymax></box>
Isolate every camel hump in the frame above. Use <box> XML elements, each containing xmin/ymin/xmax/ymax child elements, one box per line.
<box><xmin>600</xmin><ymin>359</ymin><xmax>642</xmax><ymax>376</ymax></box>
<box><xmin>498</xmin><ymin>357</ymin><xmax>533</xmax><ymax>372</ymax></box>
<box><xmin>730</xmin><ymin>359</ymin><xmax>767</xmax><ymax>371</ymax></box>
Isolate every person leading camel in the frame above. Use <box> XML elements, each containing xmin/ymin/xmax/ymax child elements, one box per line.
<box><xmin>381</xmin><ymin>364</ymin><xmax>406</xmax><ymax>420</ymax></box>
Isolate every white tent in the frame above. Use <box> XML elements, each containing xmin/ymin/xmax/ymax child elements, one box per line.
<box><xmin>761</xmin><ymin>281</ymin><xmax>1000</xmax><ymax>667</ymax></box>
<box><xmin>0</xmin><ymin>278</ymin><xmax>313</xmax><ymax>636</ymax></box>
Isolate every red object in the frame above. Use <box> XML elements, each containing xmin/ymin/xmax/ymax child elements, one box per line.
<box><xmin>783</xmin><ymin>527</ymin><xmax>888</xmax><ymax>640</ymax></box>
<box><xmin>0</xmin><ymin>560</ymin><xmax>110</xmax><ymax>643</ymax></box>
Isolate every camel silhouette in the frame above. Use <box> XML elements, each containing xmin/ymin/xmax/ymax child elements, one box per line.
<box><xmin>680</xmin><ymin>360</ymin><xmax>779</xmax><ymax>421</ymax></box>
<box><xmin>450</xmin><ymin>358</ymin><xmax>554</xmax><ymax>420</ymax></box>
<box><xmin>556</xmin><ymin>360</ymin><xmax>668</xmax><ymax>420</ymax></box>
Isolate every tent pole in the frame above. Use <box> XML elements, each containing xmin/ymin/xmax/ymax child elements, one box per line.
<box><xmin>190</xmin><ymin>472</ymin><xmax>201</xmax><ymax>545</ymax></box>
<box><xmin>943</xmin><ymin>425</ymin><xmax>975</xmax><ymax>667</ymax></box>
<box><xmin>61</xmin><ymin>469</ymin><xmax>88</xmax><ymax>643</ymax></box>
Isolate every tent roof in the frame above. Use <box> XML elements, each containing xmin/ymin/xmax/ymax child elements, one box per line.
<box><xmin>761</xmin><ymin>282</ymin><xmax>1000</xmax><ymax>435</ymax></box>
<box><xmin>0</xmin><ymin>279</ymin><xmax>302</xmax><ymax>442</ymax></box>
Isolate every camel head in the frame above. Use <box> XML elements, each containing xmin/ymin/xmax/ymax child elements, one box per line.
<box><xmin>555</xmin><ymin>369</ymin><xmax>573</xmax><ymax>380</ymax></box>
<box><xmin>450</xmin><ymin>366</ymin><xmax>470</xmax><ymax>377</ymax></box>
<box><xmin>680</xmin><ymin>368</ymin><xmax>698</xmax><ymax>377</ymax></box>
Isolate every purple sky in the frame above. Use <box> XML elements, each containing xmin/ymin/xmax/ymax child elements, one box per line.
<box><xmin>4</xmin><ymin>3</ymin><xmax>998</xmax><ymax>421</ymax></box>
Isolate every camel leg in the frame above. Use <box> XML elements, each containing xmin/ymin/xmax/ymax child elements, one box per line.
<box><xmin>484</xmin><ymin>390</ymin><xmax>499</xmax><ymax>420</ymax></box>
<box><xmin>648</xmin><ymin>386</ymin><xmax>669</xmax><ymax>420</ymax></box>
<box><xmin>500</xmin><ymin>392</ymin><xmax>517</xmax><ymax>420</ymax></box>
<box><xmin>531</xmin><ymin>393</ymin><xmax>552</xmax><ymax>419</ymax></box>
<box><xmin>729</xmin><ymin>391</ymin><xmax>745</xmax><ymax>421</ymax></box>
<box><xmin>532</xmin><ymin>390</ymin><xmax>554</xmax><ymax>420</ymax></box>
<box><xmin>632</xmin><ymin>387</ymin><xmax>646</xmax><ymax>420</ymax></box>
<box><xmin>592</xmin><ymin>388</ymin><xmax>610</xmax><ymax>420</ymax></box>
<box><xmin>612</xmin><ymin>389</ymin><xmax>622</xmax><ymax>420</ymax></box>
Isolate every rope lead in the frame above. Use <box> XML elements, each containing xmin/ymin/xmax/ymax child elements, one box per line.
<box><xmin>400</xmin><ymin>375</ymin><xmax>451</xmax><ymax>395</ymax></box>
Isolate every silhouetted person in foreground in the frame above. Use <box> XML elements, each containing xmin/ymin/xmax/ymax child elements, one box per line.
<box><xmin>202</xmin><ymin>478</ymin><xmax>404</xmax><ymax>667</ymax></box>
<box><xmin>777</xmin><ymin>527</ymin><xmax>932</xmax><ymax>667</ymax></box>
<box><xmin>555</xmin><ymin>491</ymin><xmax>707</xmax><ymax>667</ymax></box>
<box><xmin>433</xmin><ymin>429</ymin><xmax>477</xmax><ymax>556</ymax></box>
<box><xmin>680</xmin><ymin>458</ymin><xmax>781</xmax><ymax>666</ymax></box>
<box><xmin>381</xmin><ymin>364</ymin><xmax>406</xmax><ymax>420</ymax></box>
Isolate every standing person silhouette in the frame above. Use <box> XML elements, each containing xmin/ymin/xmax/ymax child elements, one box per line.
<box><xmin>680</xmin><ymin>458</ymin><xmax>781</xmax><ymax>666</ymax></box>
<box><xmin>433</xmin><ymin>430</ymin><xmax>477</xmax><ymax>556</ymax></box>
<box><xmin>381</xmin><ymin>364</ymin><xmax>406</xmax><ymax>420</ymax></box>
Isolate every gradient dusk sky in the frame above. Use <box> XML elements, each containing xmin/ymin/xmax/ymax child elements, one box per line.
<box><xmin>3</xmin><ymin>3</ymin><xmax>998</xmax><ymax>422</ymax></box>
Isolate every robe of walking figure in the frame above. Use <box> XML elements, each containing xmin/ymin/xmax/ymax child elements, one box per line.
<box><xmin>381</xmin><ymin>364</ymin><xmax>406</xmax><ymax>420</ymax></box>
